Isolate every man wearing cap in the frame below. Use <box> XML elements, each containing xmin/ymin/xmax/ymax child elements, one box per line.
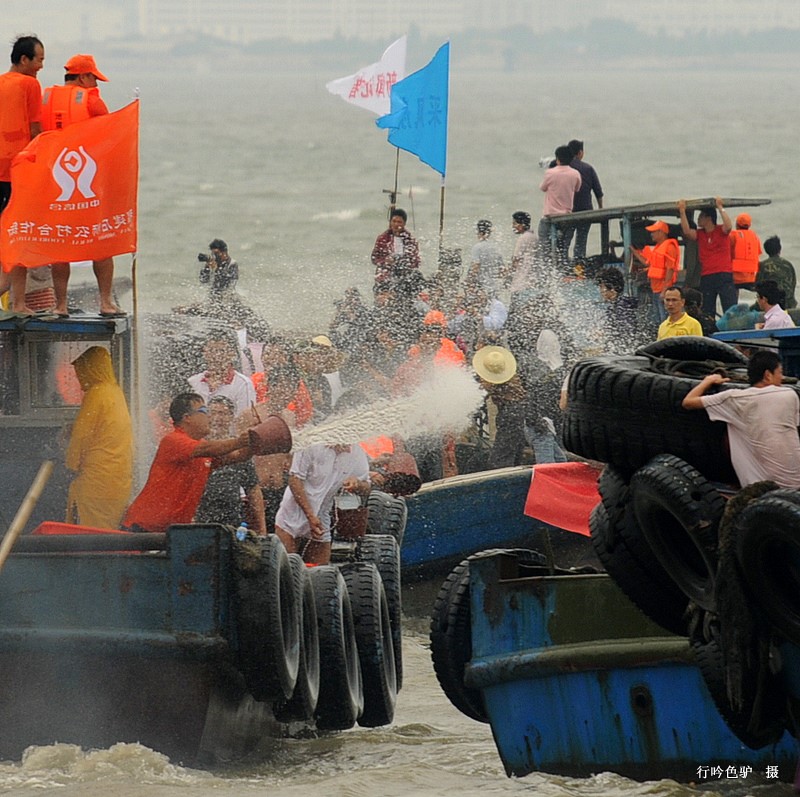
<box><xmin>678</xmin><ymin>197</ymin><xmax>735</xmax><ymax>317</ymax></box>
<box><xmin>730</xmin><ymin>213</ymin><xmax>762</xmax><ymax>296</ymax></box>
<box><xmin>41</xmin><ymin>54</ymin><xmax>124</xmax><ymax>318</ymax></box>
<box><xmin>631</xmin><ymin>220</ymin><xmax>680</xmax><ymax>323</ymax></box>
<box><xmin>0</xmin><ymin>35</ymin><xmax>44</xmax><ymax>313</ymax></box>
<box><xmin>468</xmin><ymin>219</ymin><xmax>504</xmax><ymax>298</ymax></box>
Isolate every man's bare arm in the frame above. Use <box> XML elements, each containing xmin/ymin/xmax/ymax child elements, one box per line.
<box><xmin>682</xmin><ymin>373</ymin><xmax>729</xmax><ymax>410</ymax></box>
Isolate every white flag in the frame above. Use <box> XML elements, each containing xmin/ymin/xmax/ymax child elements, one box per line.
<box><xmin>325</xmin><ymin>35</ymin><xmax>407</xmax><ymax>116</ymax></box>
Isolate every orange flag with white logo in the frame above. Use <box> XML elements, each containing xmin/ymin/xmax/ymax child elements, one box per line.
<box><xmin>0</xmin><ymin>100</ymin><xmax>138</xmax><ymax>270</ymax></box>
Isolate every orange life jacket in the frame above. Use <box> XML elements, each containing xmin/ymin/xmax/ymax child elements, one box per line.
<box><xmin>730</xmin><ymin>228</ymin><xmax>761</xmax><ymax>285</ymax></box>
<box><xmin>40</xmin><ymin>84</ymin><xmax>95</xmax><ymax>131</ymax></box>
<box><xmin>646</xmin><ymin>238</ymin><xmax>680</xmax><ymax>291</ymax></box>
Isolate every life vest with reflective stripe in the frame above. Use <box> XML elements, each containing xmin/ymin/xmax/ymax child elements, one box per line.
<box><xmin>730</xmin><ymin>228</ymin><xmax>762</xmax><ymax>285</ymax></box>
<box><xmin>41</xmin><ymin>84</ymin><xmax>94</xmax><ymax>131</ymax></box>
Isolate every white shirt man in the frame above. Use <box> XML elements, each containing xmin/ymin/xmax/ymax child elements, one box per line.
<box><xmin>682</xmin><ymin>351</ymin><xmax>800</xmax><ymax>488</ymax></box>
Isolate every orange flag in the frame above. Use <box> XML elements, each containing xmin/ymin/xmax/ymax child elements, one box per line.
<box><xmin>0</xmin><ymin>100</ymin><xmax>138</xmax><ymax>270</ymax></box>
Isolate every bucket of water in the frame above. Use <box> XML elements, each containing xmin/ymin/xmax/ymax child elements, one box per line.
<box><xmin>383</xmin><ymin>451</ymin><xmax>422</xmax><ymax>496</ymax></box>
<box><xmin>334</xmin><ymin>492</ymin><xmax>368</xmax><ymax>539</ymax></box>
<box><xmin>248</xmin><ymin>415</ymin><xmax>292</xmax><ymax>455</ymax></box>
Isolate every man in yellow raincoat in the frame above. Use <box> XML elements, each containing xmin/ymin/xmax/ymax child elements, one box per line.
<box><xmin>65</xmin><ymin>346</ymin><xmax>132</xmax><ymax>527</ymax></box>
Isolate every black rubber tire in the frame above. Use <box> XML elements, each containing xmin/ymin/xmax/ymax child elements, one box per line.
<box><xmin>691</xmin><ymin>619</ymin><xmax>787</xmax><ymax>749</ymax></box>
<box><xmin>563</xmin><ymin>355</ymin><xmax>741</xmax><ymax>482</ymax></box>
<box><xmin>630</xmin><ymin>455</ymin><xmax>724</xmax><ymax>612</ymax></box>
<box><xmin>273</xmin><ymin>554</ymin><xmax>320</xmax><ymax>723</ymax></box>
<box><xmin>341</xmin><ymin>562</ymin><xmax>397</xmax><ymax>727</ymax></box>
<box><xmin>734</xmin><ymin>494</ymin><xmax>800</xmax><ymax>645</ymax></box>
<box><xmin>309</xmin><ymin>564</ymin><xmax>363</xmax><ymax>731</ymax></box>
<box><xmin>366</xmin><ymin>490</ymin><xmax>408</xmax><ymax>547</ymax></box>
<box><xmin>429</xmin><ymin>559</ymin><xmax>488</xmax><ymax>723</ymax></box>
<box><xmin>359</xmin><ymin>534</ymin><xmax>403</xmax><ymax>690</ymax></box>
<box><xmin>590</xmin><ymin>498</ymin><xmax>688</xmax><ymax>635</ymax></box>
<box><xmin>233</xmin><ymin>535</ymin><xmax>300</xmax><ymax>702</ymax></box>
<box><xmin>636</xmin><ymin>336</ymin><xmax>748</xmax><ymax>365</ymax></box>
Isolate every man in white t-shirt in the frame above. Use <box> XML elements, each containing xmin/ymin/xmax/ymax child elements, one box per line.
<box><xmin>681</xmin><ymin>350</ymin><xmax>800</xmax><ymax>488</ymax></box>
<box><xmin>274</xmin><ymin>442</ymin><xmax>371</xmax><ymax>564</ymax></box>
<box><xmin>188</xmin><ymin>337</ymin><xmax>256</xmax><ymax>416</ymax></box>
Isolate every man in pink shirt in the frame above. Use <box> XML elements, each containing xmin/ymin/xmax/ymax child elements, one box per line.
<box><xmin>538</xmin><ymin>145</ymin><xmax>581</xmax><ymax>265</ymax></box>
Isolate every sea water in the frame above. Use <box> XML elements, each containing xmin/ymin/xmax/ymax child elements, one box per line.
<box><xmin>4</xmin><ymin>58</ymin><xmax>799</xmax><ymax>796</ymax></box>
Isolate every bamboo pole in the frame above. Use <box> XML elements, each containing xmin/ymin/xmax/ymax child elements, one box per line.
<box><xmin>0</xmin><ymin>460</ymin><xmax>55</xmax><ymax>572</ymax></box>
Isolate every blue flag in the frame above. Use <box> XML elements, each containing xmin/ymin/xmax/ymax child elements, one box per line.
<box><xmin>376</xmin><ymin>42</ymin><xmax>449</xmax><ymax>177</ymax></box>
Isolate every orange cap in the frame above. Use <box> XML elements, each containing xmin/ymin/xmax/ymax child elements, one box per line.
<box><xmin>645</xmin><ymin>220</ymin><xmax>669</xmax><ymax>234</ymax></box>
<box><xmin>736</xmin><ymin>213</ymin><xmax>752</xmax><ymax>228</ymax></box>
<box><xmin>64</xmin><ymin>54</ymin><xmax>108</xmax><ymax>81</ymax></box>
<box><xmin>423</xmin><ymin>310</ymin><xmax>447</xmax><ymax>327</ymax></box>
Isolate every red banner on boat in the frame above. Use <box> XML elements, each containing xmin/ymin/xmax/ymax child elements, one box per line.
<box><xmin>524</xmin><ymin>462</ymin><xmax>601</xmax><ymax>536</ymax></box>
<box><xmin>0</xmin><ymin>100</ymin><xmax>139</xmax><ymax>270</ymax></box>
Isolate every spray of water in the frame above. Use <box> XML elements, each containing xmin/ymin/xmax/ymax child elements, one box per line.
<box><xmin>293</xmin><ymin>364</ymin><xmax>484</xmax><ymax>448</ymax></box>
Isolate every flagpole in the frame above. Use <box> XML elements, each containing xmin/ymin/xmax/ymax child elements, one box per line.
<box><xmin>130</xmin><ymin>251</ymin><xmax>141</xmax><ymax>484</ymax></box>
<box><xmin>438</xmin><ymin>175</ymin><xmax>446</xmax><ymax>257</ymax></box>
<box><xmin>392</xmin><ymin>148</ymin><xmax>399</xmax><ymax>211</ymax></box>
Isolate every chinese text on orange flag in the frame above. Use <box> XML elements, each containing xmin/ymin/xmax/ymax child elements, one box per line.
<box><xmin>0</xmin><ymin>100</ymin><xmax>139</xmax><ymax>271</ymax></box>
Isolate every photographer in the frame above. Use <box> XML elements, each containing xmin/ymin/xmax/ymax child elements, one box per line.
<box><xmin>198</xmin><ymin>238</ymin><xmax>238</xmax><ymax>294</ymax></box>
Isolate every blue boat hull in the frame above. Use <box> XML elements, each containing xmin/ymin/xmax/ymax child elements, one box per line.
<box><xmin>465</xmin><ymin>550</ymin><xmax>797</xmax><ymax>780</ymax></box>
<box><xmin>0</xmin><ymin>526</ymin><xmax>280</xmax><ymax>763</ymax></box>
<box><xmin>402</xmin><ymin>467</ymin><xmax>593</xmax><ymax>577</ymax></box>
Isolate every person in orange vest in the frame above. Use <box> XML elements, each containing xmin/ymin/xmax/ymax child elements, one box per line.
<box><xmin>729</xmin><ymin>212</ymin><xmax>762</xmax><ymax>298</ymax></box>
<box><xmin>630</xmin><ymin>220</ymin><xmax>680</xmax><ymax>323</ymax></box>
<box><xmin>40</xmin><ymin>54</ymin><xmax>124</xmax><ymax>318</ymax></box>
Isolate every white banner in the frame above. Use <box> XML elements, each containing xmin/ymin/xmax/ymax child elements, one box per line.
<box><xmin>325</xmin><ymin>35</ymin><xmax>407</xmax><ymax>116</ymax></box>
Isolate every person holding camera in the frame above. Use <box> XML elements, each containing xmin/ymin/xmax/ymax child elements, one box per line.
<box><xmin>370</xmin><ymin>208</ymin><xmax>420</xmax><ymax>287</ymax></box>
<box><xmin>198</xmin><ymin>238</ymin><xmax>238</xmax><ymax>294</ymax></box>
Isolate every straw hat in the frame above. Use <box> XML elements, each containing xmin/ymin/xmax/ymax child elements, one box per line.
<box><xmin>472</xmin><ymin>346</ymin><xmax>517</xmax><ymax>384</ymax></box>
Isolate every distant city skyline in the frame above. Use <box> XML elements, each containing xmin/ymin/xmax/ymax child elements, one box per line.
<box><xmin>4</xmin><ymin>0</ymin><xmax>800</xmax><ymax>46</ymax></box>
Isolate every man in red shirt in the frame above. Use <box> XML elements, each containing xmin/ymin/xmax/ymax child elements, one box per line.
<box><xmin>122</xmin><ymin>392</ymin><xmax>252</xmax><ymax>533</ymax></box>
<box><xmin>678</xmin><ymin>197</ymin><xmax>735</xmax><ymax>317</ymax></box>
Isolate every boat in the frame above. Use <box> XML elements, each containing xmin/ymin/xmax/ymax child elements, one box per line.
<box><xmin>430</xmin><ymin>548</ymin><xmax>797</xmax><ymax>781</ymax></box>
<box><xmin>402</xmin><ymin>465</ymin><xmax>597</xmax><ymax>580</ymax></box>
<box><xmin>0</xmin><ymin>313</ymin><xmax>401</xmax><ymax>763</ymax></box>
<box><xmin>428</xmin><ymin>334</ymin><xmax>800</xmax><ymax>782</ymax></box>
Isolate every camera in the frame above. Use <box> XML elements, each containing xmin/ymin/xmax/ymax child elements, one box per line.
<box><xmin>197</xmin><ymin>252</ymin><xmax>211</xmax><ymax>262</ymax></box>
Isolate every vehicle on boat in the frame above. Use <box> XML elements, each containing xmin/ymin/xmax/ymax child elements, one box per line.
<box><xmin>430</xmin><ymin>335</ymin><xmax>800</xmax><ymax>782</ymax></box>
<box><xmin>0</xmin><ymin>313</ymin><xmax>401</xmax><ymax>764</ymax></box>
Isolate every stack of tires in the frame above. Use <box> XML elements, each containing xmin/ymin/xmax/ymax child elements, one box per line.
<box><xmin>563</xmin><ymin>337</ymin><xmax>800</xmax><ymax>749</ymax></box>
<box><xmin>232</xmin><ymin>530</ymin><xmax>402</xmax><ymax>731</ymax></box>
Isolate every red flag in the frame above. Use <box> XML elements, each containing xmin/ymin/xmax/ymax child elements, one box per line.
<box><xmin>0</xmin><ymin>100</ymin><xmax>138</xmax><ymax>270</ymax></box>
<box><xmin>523</xmin><ymin>462</ymin><xmax>602</xmax><ymax>536</ymax></box>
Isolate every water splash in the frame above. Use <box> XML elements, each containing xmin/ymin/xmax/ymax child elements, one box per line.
<box><xmin>293</xmin><ymin>365</ymin><xmax>483</xmax><ymax>448</ymax></box>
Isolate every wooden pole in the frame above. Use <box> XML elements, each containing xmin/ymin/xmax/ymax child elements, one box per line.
<box><xmin>0</xmin><ymin>460</ymin><xmax>55</xmax><ymax>572</ymax></box>
<box><xmin>438</xmin><ymin>176</ymin><xmax>446</xmax><ymax>258</ymax></box>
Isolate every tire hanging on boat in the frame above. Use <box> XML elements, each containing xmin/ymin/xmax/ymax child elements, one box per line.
<box><xmin>341</xmin><ymin>561</ymin><xmax>397</xmax><ymax>727</ymax></box>
<box><xmin>366</xmin><ymin>490</ymin><xmax>408</xmax><ymax>547</ymax></box>
<box><xmin>273</xmin><ymin>553</ymin><xmax>320</xmax><ymax>723</ymax></box>
<box><xmin>308</xmin><ymin>564</ymin><xmax>363</xmax><ymax>731</ymax></box>
<box><xmin>590</xmin><ymin>482</ymin><xmax>688</xmax><ymax>635</ymax></box>
<box><xmin>562</xmin><ymin>355</ymin><xmax>740</xmax><ymax>481</ymax></box>
<box><xmin>636</xmin><ymin>336</ymin><xmax>748</xmax><ymax>365</ymax></box>
<box><xmin>233</xmin><ymin>534</ymin><xmax>300</xmax><ymax>702</ymax></box>
<box><xmin>429</xmin><ymin>559</ymin><xmax>488</xmax><ymax>723</ymax></box>
<box><xmin>629</xmin><ymin>454</ymin><xmax>724</xmax><ymax>612</ymax></box>
<box><xmin>690</xmin><ymin>613</ymin><xmax>788</xmax><ymax>749</ymax></box>
<box><xmin>359</xmin><ymin>534</ymin><xmax>403</xmax><ymax>690</ymax></box>
<box><xmin>734</xmin><ymin>493</ymin><xmax>800</xmax><ymax>646</ymax></box>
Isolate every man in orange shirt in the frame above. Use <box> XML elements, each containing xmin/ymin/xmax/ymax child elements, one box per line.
<box><xmin>122</xmin><ymin>393</ymin><xmax>252</xmax><ymax>533</ymax></box>
<box><xmin>730</xmin><ymin>212</ymin><xmax>762</xmax><ymax>298</ymax></box>
<box><xmin>631</xmin><ymin>220</ymin><xmax>680</xmax><ymax>323</ymax></box>
<box><xmin>40</xmin><ymin>54</ymin><xmax>123</xmax><ymax>317</ymax></box>
<box><xmin>0</xmin><ymin>35</ymin><xmax>44</xmax><ymax>314</ymax></box>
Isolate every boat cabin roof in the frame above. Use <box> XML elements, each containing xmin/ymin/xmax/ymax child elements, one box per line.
<box><xmin>546</xmin><ymin>197</ymin><xmax>771</xmax><ymax>226</ymax></box>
